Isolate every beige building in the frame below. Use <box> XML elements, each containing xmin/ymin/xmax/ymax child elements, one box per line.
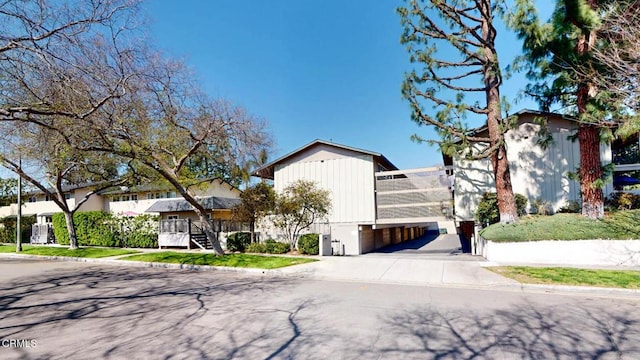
<box><xmin>0</xmin><ymin>179</ymin><xmax>241</xmax><ymax>245</ymax></box>
<box><xmin>254</xmin><ymin>140</ymin><xmax>454</xmax><ymax>255</ymax></box>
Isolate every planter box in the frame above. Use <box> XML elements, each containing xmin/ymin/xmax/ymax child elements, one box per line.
<box><xmin>480</xmin><ymin>238</ymin><xmax>640</xmax><ymax>266</ymax></box>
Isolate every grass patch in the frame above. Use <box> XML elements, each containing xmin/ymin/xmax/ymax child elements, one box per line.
<box><xmin>0</xmin><ymin>244</ymin><xmax>139</xmax><ymax>258</ymax></box>
<box><xmin>480</xmin><ymin>210</ymin><xmax>640</xmax><ymax>242</ymax></box>
<box><xmin>120</xmin><ymin>252</ymin><xmax>317</xmax><ymax>269</ymax></box>
<box><xmin>489</xmin><ymin>266</ymin><xmax>640</xmax><ymax>289</ymax></box>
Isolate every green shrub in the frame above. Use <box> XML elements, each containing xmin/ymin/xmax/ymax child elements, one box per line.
<box><xmin>475</xmin><ymin>192</ymin><xmax>528</xmax><ymax>226</ymax></box>
<box><xmin>226</xmin><ymin>232</ymin><xmax>251</xmax><ymax>252</ymax></box>
<box><xmin>558</xmin><ymin>200</ymin><xmax>581</xmax><ymax>213</ymax></box>
<box><xmin>246</xmin><ymin>242</ymin><xmax>267</xmax><ymax>253</ymax></box>
<box><xmin>0</xmin><ymin>215</ymin><xmax>35</xmax><ymax>243</ymax></box>
<box><xmin>606</xmin><ymin>192</ymin><xmax>640</xmax><ymax>211</ymax></box>
<box><xmin>52</xmin><ymin>211</ymin><xmax>118</xmax><ymax>247</ymax></box>
<box><xmin>107</xmin><ymin>214</ymin><xmax>159</xmax><ymax>248</ymax></box>
<box><xmin>298</xmin><ymin>233</ymin><xmax>319</xmax><ymax>255</ymax></box>
<box><xmin>264</xmin><ymin>239</ymin><xmax>289</xmax><ymax>254</ymax></box>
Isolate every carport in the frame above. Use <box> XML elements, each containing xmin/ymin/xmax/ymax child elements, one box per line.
<box><xmin>372</xmin><ymin>230</ymin><xmax>464</xmax><ymax>256</ymax></box>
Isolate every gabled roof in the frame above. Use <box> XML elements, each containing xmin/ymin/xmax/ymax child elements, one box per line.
<box><xmin>99</xmin><ymin>178</ymin><xmax>239</xmax><ymax>195</ymax></box>
<box><xmin>145</xmin><ymin>196</ymin><xmax>240</xmax><ymax>213</ymax></box>
<box><xmin>253</xmin><ymin>139</ymin><xmax>398</xmax><ymax>180</ymax></box>
<box><xmin>23</xmin><ymin>181</ymin><xmax>106</xmax><ymax>196</ymax></box>
<box><xmin>465</xmin><ymin>109</ymin><xmax>575</xmax><ymax>138</ymax></box>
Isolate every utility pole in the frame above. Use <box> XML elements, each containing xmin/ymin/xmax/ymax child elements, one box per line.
<box><xmin>16</xmin><ymin>153</ymin><xmax>22</xmax><ymax>252</ymax></box>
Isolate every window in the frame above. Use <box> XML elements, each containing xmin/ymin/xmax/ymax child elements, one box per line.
<box><xmin>64</xmin><ymin>194</ymin><xmax>71</xmax><ymax>200</ymax></box>
<box><xmin>29</xmin><ymin>196</ymin><xmax>37</xmax><ymax>203</ymax></box>
<box><xmin>167</xmin><ymin>191</ymin><xmax>177</xmax><ymax>198</ymax></box>
<box><xmin>45</xmin><ymin>195</ymin><xmax>51</xmax><ymax>201</ymax></box>
<box><xmin>131</xmin><ymin>194</ymin><xmax>138</xmax><ymax>201</ymax></box>
<box><xmin>167</xmin><ymin>215</ymin><xmax>179</xmax><ymax>220</ymax></box>
<box><xmin>45</xmin><ymin>216</ymin><xmax>52</xmax><ymax>223</ymax></box>
<box><xmin>111</xmin><ymin>196</ymin><xmax>120</xmax><ymax>202</ymax></box>
<box><xmin>121</xmin><ymin>195</ymin><xmax>130</xmax><ymax>201</ymax></box>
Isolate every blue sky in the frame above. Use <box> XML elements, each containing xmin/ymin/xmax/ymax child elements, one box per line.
<box><xmin>142</xmin><ymin>1</ymin><xmax>542</xmax><ymax>170</ymax></box>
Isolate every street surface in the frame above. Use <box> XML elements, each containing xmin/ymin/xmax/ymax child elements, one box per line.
<box><xmin>0</xmin><ymin>258</ymin><xmax>639</xmax><ymax>359</ymax></box>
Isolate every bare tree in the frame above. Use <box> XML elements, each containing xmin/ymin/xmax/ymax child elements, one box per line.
<box><xmin>83</xmin><ymin>58</ymin><xmax>272</xmax><ymax>255</ymax></box>
<box><xmin>0</xmin><ymin>121</ymin><xmax>133</xmax><ymax>249</ymax></box>
<box><xmin>0</xmin><ymin>0</ymin><xmax>141</xmax><ymax>124</ymax></box>
<box><xmin>586</xmin><ymin>0</ymin><xmax>640</xmax><ymax>136</ymax></box>
<box><xmin>398</xmin><ymin>0</ymin><xmax>519</xmax><ymax>223</ymax></box>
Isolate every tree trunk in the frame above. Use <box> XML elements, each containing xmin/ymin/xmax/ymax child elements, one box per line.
<box><xmin>481</xmin><ymin>0</ymin><xmax>518</xmax><ymax>223</ymax></box>
<box><xmin>65</xmin><ymin>211</ymin><xmax>78</xmax><ymax>249</ymax></box>
<box><xmin>573</xmin><ymin>0</ymin><xmax>604</xmax><ymax>219</ymax></box>
<box><xmin>198</xmin><ymin>213</ymin><xmax>224</xmax><ymax>255</ymax></box>
<box><xmin>249</xmin><ymin>221</ymin><xmax>255</xmax><ymax>243</ymax></box>
<box><xmin>578</xmin><ymin>124</ymin><xmax>604</xmax><ymax>218</ymax></box>
<box><xmin>491</xmin><ymin>143</ymin><xmax>518</xmax><ymax>223</ymax></box>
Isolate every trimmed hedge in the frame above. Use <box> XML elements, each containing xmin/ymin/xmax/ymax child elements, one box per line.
<box><xmin>53</xmin><ymin>211</ymin><xmax>118</xmax><ymax>247</ymax></box>
<box><xmin>0</xmin><ymin>215</ymin><xmax>35</xmax><ymax>243</ymax></box>
<box><xmin>298</xmin><ymin>233</ymin><xmax>319</xmax><ymax>255</ymax></box>
<box><xmin>52</xmin><ymin>212</ymin><xmax>158</xmax><ymax>248</ymax></box>
<box><xmin>265</xmin><ymin>239</ymin><xmax>289</xmax><ymax>254</ymax></box>
<box><xmin>108</xmin><ymin>214</ymin><xmax>158</xmax><ymax>248</ymax></box>
<box><xmin>226</xmin><ymin>232</ymin><xmax>251</xmax><ymax>252</ymax></box>
<box><xmin>245</xmin><ymin>239</ymin><xmax>290</xmax><ymax>254</ymax></box>
<box><xmin>246</xmin><ymin>242</ymin><xmax>267</xmax><ymax>253</ymax></box>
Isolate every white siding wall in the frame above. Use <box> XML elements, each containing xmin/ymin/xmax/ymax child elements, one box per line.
<box><xmin>454</xmin><ymin>120</ymin><xmax>583</xmax><ymax>221</ymax></box>
<box><xmin>274</xmin><ymin>154</ymin><xmax>376</xmax><ymax>224</ymax></box>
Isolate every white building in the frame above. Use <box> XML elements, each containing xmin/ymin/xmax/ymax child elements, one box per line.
<box><xmin>254</xmin><ymin>140</ymin><xmax>455</xmax><ymax>255</ymax></box>
<box><xmin>445</xmin><ymin>109</ymin><xmax>639</xmax><ymax>222</ymax></box>
<box><xmin>0</xmin><ymin>179</ymin><xmax>240</xmax><ymax>245</ymax></box>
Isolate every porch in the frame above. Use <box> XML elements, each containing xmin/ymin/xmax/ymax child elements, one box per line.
<box><xmin>31</xmin><ymin>224</ymin><xmax>55</xmax><ymax>244</ymax></box>
<box><xmin>158</xmin><ymin>219</ymin><xmax>246</xmax><ymax>250</ymax></box>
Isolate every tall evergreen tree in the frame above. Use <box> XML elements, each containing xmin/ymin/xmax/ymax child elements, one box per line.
<box><xmin>509</xmin><ymin>0</ymin><xmax>623</xmax><ymax>219</ymax></box>
<box><xmin>398</xmin><ymin>0</ymin><xmax>519</xmax><ymax>223</ymax></box>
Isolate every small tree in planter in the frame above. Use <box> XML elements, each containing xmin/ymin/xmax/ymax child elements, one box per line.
<box><xmin>272</xmin><ymin>180</ymin><xmax>330</xmax><ymax>251</ymax></box>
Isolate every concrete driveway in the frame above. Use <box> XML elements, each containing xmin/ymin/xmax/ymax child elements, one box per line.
<box><xmin>277</xmin><ymin>233</ymin><xmax>515</xmax><ymax>288</ymax></box>
<box><xmin>372</xmin><ymin>232</ymin><xmax>468</xmax><ymax>258</ymax></box>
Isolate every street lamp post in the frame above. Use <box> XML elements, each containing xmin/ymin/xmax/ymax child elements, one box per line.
<box><xmin>16</xmin><ymin>154</ymin><xmax>22</xmax><ymax>252</ymax></box>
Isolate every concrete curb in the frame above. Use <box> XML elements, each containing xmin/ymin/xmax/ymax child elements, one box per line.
<box><xmin>2</xmin><ymin>253</ymin><xmax>639</xmax><ymax>298</ymax></box>
<box><xmin>519</xmin><ymin>283</ymin><xmax>640</xmax><ymax>297</ymax></box>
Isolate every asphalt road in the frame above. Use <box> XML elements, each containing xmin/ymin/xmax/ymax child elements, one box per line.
<box><xmin>0</xmin><ymin>259</ymin><xmax>639</xmax><ymax>359</ymax></box>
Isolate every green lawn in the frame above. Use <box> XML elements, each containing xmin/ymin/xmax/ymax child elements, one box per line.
<box><xmin>121</xmin><ymin>252</ymin><xmax>317</xmax><ymax>269</ymax></box>
<box><xmin>490</xmin><ymin>266</ymin><xmax>640</xmax><ymax>289</ymax></box>
<box><xmin>0</xmin><ymin>244</ymin><xmax>139</xmax><ymax>258</ymax></box>
<box><xmin>480</xmin><ymin>210</ymin><xmax>640</xmax><ymax>242</ymax></box>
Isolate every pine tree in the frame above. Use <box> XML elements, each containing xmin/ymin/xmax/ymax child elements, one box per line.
<box><xmin>509</xmin><ymin>0</ymin><xmax>623</xmax><ymax>219</ymax></box>
<box><xmin>398</xmin><ymin>0</ymin><xmax>519</xmax><ymax>223</ymax></box>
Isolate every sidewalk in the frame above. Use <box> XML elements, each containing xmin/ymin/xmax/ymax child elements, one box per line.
<box><xmin>2</xmin><ymin>245</ymin><xmax>639</xmax><ymax>297</ymax></box>
<box><xmin>276</xmin><ymin>254</ymin><xmax>518</xmax><ymax>287</ymax></box>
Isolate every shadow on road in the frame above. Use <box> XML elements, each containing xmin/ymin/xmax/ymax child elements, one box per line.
<box><xmin>0</xmin><ymin>266</ymin><xmax>332</xmax><ymax>360</ymax></box>
<box><xmin>1</xmin><ymin>263</ymin><xmax>639</xmax><ymax>359</ymax></box>
<box><xmin>365</xmin><ymin>302</ymin><xmax>640</xmax><ymax>359</ymax></box>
